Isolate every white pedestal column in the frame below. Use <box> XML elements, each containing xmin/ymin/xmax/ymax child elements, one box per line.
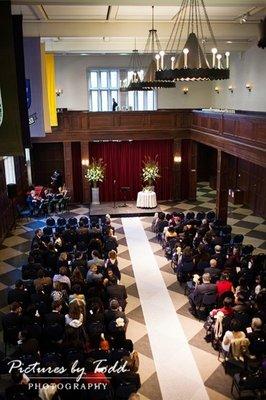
<box><xmin>91</xmin><ymin>187</ymin><xmax>100</xmax><ymax>205</ymax></box>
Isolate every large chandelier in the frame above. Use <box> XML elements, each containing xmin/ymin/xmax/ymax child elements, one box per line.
<box><xmin>124</xmin><ymin>6</ymin><xmax>175</xmax><ymax>91</ymax></box>
<box><xmin>120</xmin><ymin>47</ymin><xmax>147</xmax><ymax>92</ymax></box>
<box><xmin>155</xmin><ymin>0</ymin><xmax>230</xmax><ymax>82</ymax></box>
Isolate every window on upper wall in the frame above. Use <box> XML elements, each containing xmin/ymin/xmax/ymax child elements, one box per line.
<box><xmin>3</xmin><ymin>156</ymin><xmax>16</xmax><ymax>185</ymax></box>
<box><xmin>126</xmin><ymin>71</ymin><xmax>157</xmax><ymax>111</ymax></box>
<box><xmin>88</xmin><ymin>69</ymin><xmax>119</xmax><ymax>112</ymax></box>
<box><xmin>87</xmin><ymin>69</ymin><xmax>157</xmax><ymax>111</ymax></box>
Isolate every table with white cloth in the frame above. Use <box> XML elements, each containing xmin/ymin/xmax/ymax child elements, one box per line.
<box><xmin>136</xmin><ymin>191</ymin><xmax>157</xmax><ymax>208</ymax></box>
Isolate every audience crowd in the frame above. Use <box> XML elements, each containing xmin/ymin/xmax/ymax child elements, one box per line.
<box><xmin>1</xmin><ymin>216</ymin><xmax>141</xmax><ymax>400</ymax></box>
<box><xmin>153</xmin><ymin>211</ymin><xmax>266</xmax><ymax>393</ymax></box>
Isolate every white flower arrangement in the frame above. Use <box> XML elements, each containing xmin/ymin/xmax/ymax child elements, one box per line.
<box><xmin>85</xmin><ymin>158</ymin><xmax>106</xmax><ymax>188</ymax></box>
<box><xmin>142</xmin><ymin>155</ymin><xmax>160</xmax><ymax>189</ymax></box>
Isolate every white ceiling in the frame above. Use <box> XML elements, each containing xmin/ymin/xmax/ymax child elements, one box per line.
<box><xmin>11</xmin><ymin>1</ymin><xmax>266</xmax><ymax>53</ymax></box>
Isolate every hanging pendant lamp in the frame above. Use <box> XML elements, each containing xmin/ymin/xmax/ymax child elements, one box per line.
<box><xmin>155</xmin><ymin>0</ymin><xmax>230</xmax><ymax>82</ymax></box>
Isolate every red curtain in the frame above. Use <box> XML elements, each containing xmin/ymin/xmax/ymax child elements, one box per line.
<box><xmin>89</xmin><ymin>140</ymin><xmax>173</xmax><ymax>202</ymax></box>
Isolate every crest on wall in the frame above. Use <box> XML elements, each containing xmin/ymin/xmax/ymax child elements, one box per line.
<box><xmin>26</xmin><ymin>79</ymin><xmax>31</xmax><ymax>109</ymax></box>
<box><xmin>0</xmin><ymin>87</ymin><xmax>3</xmax><ymax>127</ymax></box>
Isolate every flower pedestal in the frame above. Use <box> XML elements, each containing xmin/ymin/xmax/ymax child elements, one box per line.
<box><xmin>91</xmin><ymin>187</ymin><xmax>100</xmax><ymax>205</ymax></box>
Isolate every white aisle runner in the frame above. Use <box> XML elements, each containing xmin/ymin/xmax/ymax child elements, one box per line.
<box><xmin>122</xmin><ymin>217</ymin><xmax>209</xmax><ymax>400</ymax></box>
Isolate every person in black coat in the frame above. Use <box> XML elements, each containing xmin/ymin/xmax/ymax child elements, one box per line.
<box><xmin>106</xmin><ymin>279</ymin><xmax>127</xmax><ymax>311</ymax></box>
<box><xmin>21</xmin><ymin>255</ymin><xmax>42</xmax><ymax>280</ymax></box>
<box><xmin>43</xmin><ymin>300</ymin><xmax>65</xmax><ymax>343</ymax></box>
<box><xmin>2</xmin><ymin>302</ymin><xmax>23</xmax><ymax>346</ymax></box>
<box><xmin>7</xmin><ymin>280</ymin><xmax>29</xmax><ymax>308</ymax></box>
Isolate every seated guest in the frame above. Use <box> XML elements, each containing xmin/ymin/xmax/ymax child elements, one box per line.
<box><xmin>104</xmin><ymin>299</ymin><xmax>128</xmax><ymax>329</ymax></box>
<box><xmin>221</xmin><ymin>319</ymin><xmax>247</xmax><ymax>355</ymax></box>
<box><xmin>29</xmin><ymin>243</ymin><xmax>44</xmax><ymax>266</ymax></box>
<box><xmin>216</xmin><ymin>273</ymin><xmax>234</xmax><ymax>297</ymax></box>
<box><xmin>57</xmin><ymin>251</ymin><xmax>69</xmax><ymax>270</ymax></box>
<box><xmin>77</xmin><ymin>221</ymin><xmax>89</xmax><ymax>242</ymax></box>
<box><xmin>7</xmin><ymin>280</ymin><xmax>29</xmax><ymax>308</ymax></box>
<box><xmin>112</xmin><ymin>355</ymin><xmax>141</xmax><ymax>398</ymax></box>
<box><xmin>246</xmin><ymin>317</ymin><xmax>266</xmax><ymax>358</ymax></box>
<box><xmin>86</xmin><ymin>264</ymin><xmax>103</xmax><ymax>284</ymax></box>
<box><xmin>104</xmin><ymin>229</ymin><xmax>118</xmax><ymax>257</ymax></box>
<box><xmin>87</xmin><ymin>250</ymin><xmax>105</xmax><ymax>267</ymax></box>
<box><xmin>65</xmin><ymin>301</ymin><xmax>83</xmax><ymax>328</ymax></box>
<box><xmin>165</xmin><ymin>226</ymin><xmax>178</xmax><ymax>241</ymax></box>
<box><xmin>2</xmin><ymin>302</ymin><xmax>23</xmax><ymax>345</ymax></box>
<box><xmin>104</xmin><ymin>250</ymin><xmax>121</xmax><ymax>281</ymax></box>
<box><xmin>53</xmin><ymin>266</ymin><xmax>71</xmax><ymax>289</ymax></box>
<box><xmin>22</xmin><ymin>255</ymin><xmax>42</xmax><ymax>280</ymax></box>
<box><xmin>193</xmin><ymin>244</ymin><xmax>210</xmax><ymax>274</ymax></box>
<box><xmin>189</xmin><ymin>273</ymin><xmax>216</xmax><ymax>314</ymax></box>
<box><xmin>210</xmin><ymin>297</ymin><xmax>234</xmax><ymax>317</ymax></box>
<box><xmin>155</xmin><ymin>212</ymin><xmax>168</xmax><ymax>233</ymax></box>
<box><xmin>106</xmin><ymin>275</ymin><xmax>127</xmax><ymax>311</ymax></box>
<box><xmin>31</xmin><ymin>228</ymin><xmax>46</xmax><ymax>250</ymax></box>
<box><xmin>44</xmin><ymin>300</ymin><xmax>65</xmax><ymax>325</ymax></box>
<box><xmin>13</xmin><ymin>329</ymin><xmax>40</xmax><ymax>357</ymax></box>
<box><xmin>5</xmin><ymin>372</ymin><xmax>37</xmax><ymax>400</ymax></box>
<box><xmin>72</xmin><ymin>251</ymin><xmax>86</xmax><ymax>269</ymax></box>
<box><xmin>43</xmin><ymin>243</ymin><xmax>58</xmax><ymax>273</ymax></box>
<box><xmin>34</xmin><ymin>269</ymin><xmax>52</xmax><ymax>292</ymax></box>
<box><xmin>212</xmin><ymin>245</ymin><xmax>224</xmax><ymax>269</ymax></box>
<box><xmin>204</xmin><ymin>259</ymin><xmax>221</xmax><ymax>282</ymax></box>
<box><xmin>69</xmin><ymin>284</ymin><xmax>86</xmax><ymax>306</ymax></box>
<box><xmin>70</xmin><ymin>267</ymin><xmax>85</xmax><ymax>288</ymax></box>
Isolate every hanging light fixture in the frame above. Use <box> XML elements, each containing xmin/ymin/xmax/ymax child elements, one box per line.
<box><xmin>120</xmin><ymin>43</ymin><xmax>145</xmax><ymax>92</ymax></box>
<box><xmin>129</xmin><ymin>6</ymin><xmax>175</xmax><ymax>90</ymax></box>
<box><xmin>155</xmin><ymin>0</ymin><xmax>230</xmax><ymax>82</ymax></box>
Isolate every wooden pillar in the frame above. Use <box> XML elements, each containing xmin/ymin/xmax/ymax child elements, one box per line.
<box><xmin>80</xmin><ymin>141</ymin><xmax>90</xmax><ymax>204</ymax></box>
<box><xmin>180</xmin><ymin>139</ymin><xmax>197</xmax><ymax>200</ymax></box>
<box><xmin>216</xmin><ymin>150</ymin><xmax>230</xmax><ymax>224</ymax></box>
<box><xmin>172</xmin><ymin>139</ymin><xmax>182</xmax><ymax>201</ymax></box>
<box><xmin>63</xmin><ymin>142</ymin><xmax>74</xmax><ymax>200</ymax></box>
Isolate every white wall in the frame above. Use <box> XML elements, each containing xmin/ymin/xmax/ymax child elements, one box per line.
<box><xmin>55</xmin><ymin>54</ymin><xmax>213</xmax><ymax>110</ymax></box>
<box><xmin>211</xmin><ymin>45</ymin><xmax>266</xmax><ymax>112</ymax></box>
<box><xmin>55</xmin><ymin>45</ymin><xmax>266</xmax><ymax>112</ymax></box>
<box><xmin>158</xmin><ymin>82</ymin><xmax>213</xmax><ymax>109</ymax></box>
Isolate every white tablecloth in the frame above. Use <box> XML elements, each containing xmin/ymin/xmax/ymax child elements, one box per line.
<box><xmin>136</xmin><ymin>191</ymin><xmax>157</xmax><ymax>208</ymax></box>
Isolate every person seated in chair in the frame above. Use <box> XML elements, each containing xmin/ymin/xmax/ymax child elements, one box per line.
<box><xmin>189</xmin><ymin>273</ymin><xmax>217</xmax><ymax>315</ymax></box>
<box><xmin>7</xmin><ymin>280</ymin><xmax>29</xmax><ymax>308</ymax></box>
<box><xmin>204</xmin><ymin>259</ymin><xmax>221</xmax><ymax>282</ymax></box>
<box><xmin>86</xmin><ymin>264</ymin><xmax>103</xmax><ymax>285</ymax></box>
<box><xmin>246</xmin><ymin>317</ymin><xmax>266</xmax><ymax>358</ymax></box>
<box><xmin>221</xmin><ymin>319</ymin><xmax>247</xmax><ymax>356</ymax></box>
<box><xmin>22</xmin><ymin>255</ymin><xmax>42</xmax><ymax>280</ymax></box>
<box><xmin>53</xmin><ymin>266</ymin><xmax>71</xmax><ymax>290</ymax></box>
<box><xmin>105</xmin><ymin>274</ymin><xmax>127</xmax><ymax>311</ymax></box>
<box><xmin>2</xmin><ymin>302</ymin><xmax>23</xmax><ymax>346</ymax></box>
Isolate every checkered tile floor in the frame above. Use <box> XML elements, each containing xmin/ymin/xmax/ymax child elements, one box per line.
<box><xmin>0</xmin><ymin>183</ymin><xmax>265</xmax><ymax>399</ymax></box>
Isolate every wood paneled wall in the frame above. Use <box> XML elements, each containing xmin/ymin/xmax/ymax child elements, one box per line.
<box><xmin>31</xmin><ymin>143</ymin><xmax>64</xmax><ymax>187</ymax></box>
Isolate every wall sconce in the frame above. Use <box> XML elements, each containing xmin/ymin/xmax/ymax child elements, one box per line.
<box><xmin>56</xmin><ymin>88</ymin><xmax>63</xmax><ymax>97</ymax></box>
<box><xmin>228</xmin><ymin>85</ymin><xmax>234</xmax><ymax>93</ymax></box>
<box><xmin>182</xmin><ymin>87</ymin><xmax>189</xmax><ymax>95</ymax></box>
<box><xmin>174</xmin><ymin>155</ymin><xmax>182</xmax><ymax>163</ymax></box>
<box><xmin>81</xmin><ymin>159</ymin><xmax>89</xmax><ymax>167</ymax></box>
<box><xmin>246</xmin><ymin>83</ymin><xmax>252</xmax><ymax>92</ymax></box>
<box><xmin>214</xmin><ymin>86</ymin><xmax>220</xmax><ymax>94</ymax></box>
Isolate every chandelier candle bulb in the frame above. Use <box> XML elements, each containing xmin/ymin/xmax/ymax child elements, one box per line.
<box><xmin>183</xmin><ymin>48</ymin><xmax>189</xmax><ymax>68</ymax></box>
<box><xmin>171</xmin><ymin>56</ymin><xmax>175</xmax><ymax>70</ymax></box>
<box><xmin>211</xmin><ymin>48</ymin><xmax>217</xmax><ymax>68</ymax></box>
<box><xmin>155</xmin><ymin>54</ymin><xmax>160</xmax><ymax>71</ymax></box>
<box><xmin>225</xmin><ymin>52</ymin><xmax>230</xmax><ymax>69</ymax></box>
<box><xmin>216</xmin><ymin>54</ymin><xmax>222</xmax><ymax>69</ymax></box>
<box><xmin>159</xmin><ymin>51</ymin><xmax>165</xmax><ymax>70</ymax></box>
